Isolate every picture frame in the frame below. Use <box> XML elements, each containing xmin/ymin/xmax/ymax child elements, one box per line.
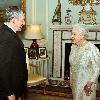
<box><xmin>39</xmin><ymin>47</ymin><xmax>47</xmax><ymax>58</ymax></box>
<box><xmin>28</xmin><ymin>48</ymin><xmax>37</xmax><ymax>59</ymax></box>
<box><xmin>0</xmin><ymin>0</ymin><xmax>26</xmax><ymax>31</ymax></box>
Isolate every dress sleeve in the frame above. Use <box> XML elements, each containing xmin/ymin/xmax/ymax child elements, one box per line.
<box><xmin>90</xmin><ymin>45</ymin><xmax>100</xmax><ymax>83</ymax></box>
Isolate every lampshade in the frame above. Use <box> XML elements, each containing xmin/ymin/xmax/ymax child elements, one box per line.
<box><xmin>25</xmin><ymin>24</ymin><xmax>43</xmax><ymax>39</ymax></box>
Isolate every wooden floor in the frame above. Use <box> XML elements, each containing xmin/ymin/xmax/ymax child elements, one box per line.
<box><xmin>25</xmin><ymin>92</ymin><xmax>100</xmax><ymax>100</ymax></box>
<box><xmin>24</xmin><ymin>85</ymin><xmax>100</xmax><ymax>100</ymax></box>
<box><xmin>25</xmin><ymin>93</ymin><xmax>72</xmax><ymax>100</ymax></box>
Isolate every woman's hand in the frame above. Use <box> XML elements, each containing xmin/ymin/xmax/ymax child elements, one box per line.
<box><xmin>84</xmin><ymin>81</ymin><xmax>93</xmax><ymax>96</ymax></box>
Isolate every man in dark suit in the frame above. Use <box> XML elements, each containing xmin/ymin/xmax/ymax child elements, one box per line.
<box><xmin>0</xmin><ymin>7</ymin><xmax>28</xmax><ymax>100</ymax></box>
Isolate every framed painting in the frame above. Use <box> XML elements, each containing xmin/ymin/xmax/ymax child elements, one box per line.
<box><xmin>0</xmin><ymin>0</ymin><xmax>26</xmax><ymax>30</ymax></box>
<box><xmin>28</xmin><ymin>48</ymin><xmax>38</xmax><ymax>59</ymax></box>
<box><xmin>39</xmin><ymin>47</ymin><xmax>47</xmax><ymax>58</ymax></box>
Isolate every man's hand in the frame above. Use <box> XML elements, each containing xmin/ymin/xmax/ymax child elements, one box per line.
<box><xmin>8</xmin><ymin>95</ymin><xmax>16</xmax><ymax>100</ymax></box>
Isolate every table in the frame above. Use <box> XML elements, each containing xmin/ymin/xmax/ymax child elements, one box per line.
<box><xmin>29</xmin><ymin>57</ymin><xmax>49</xmax><ymax>78</ymax></box>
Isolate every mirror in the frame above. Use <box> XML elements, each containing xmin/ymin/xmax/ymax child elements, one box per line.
<box><xmin>0</xmin><ymin>0</ymin><xmax>26</xmax><ymax>30</ymax></box>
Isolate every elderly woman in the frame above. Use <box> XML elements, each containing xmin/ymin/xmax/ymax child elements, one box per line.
<box><xmin>69</xmin><ymin>24</ymin><xmax>100</xmax><ymax>100</ymax></box>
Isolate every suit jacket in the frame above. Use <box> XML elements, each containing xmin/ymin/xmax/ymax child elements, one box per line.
<box><xmin>0</xmin><ymin>24</ymin><xmax>28</xmax><ymax>97</ymax></box>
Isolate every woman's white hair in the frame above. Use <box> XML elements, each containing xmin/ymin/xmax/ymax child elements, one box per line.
<box><xmin>72</xmin><ymin>24</ymin><xmax>89</xmax><ymax>39</ymax></box>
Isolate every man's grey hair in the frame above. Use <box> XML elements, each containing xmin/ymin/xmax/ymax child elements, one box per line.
<box><xmin>5</xmin><ymin>6</ymin><xmax>24</xmax><ymax>22</ymax></box>
<box><xmin>72</xmin><ymin>24</ymin><xmax>89</xmax><ymax>39</ymax></box>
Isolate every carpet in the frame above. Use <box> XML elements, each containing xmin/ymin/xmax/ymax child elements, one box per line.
<box><xmin>28</xmin><ymin>85</ymin><xmax>72</xmax><ymax>98</ymax></box>
<box><xmin>27</xmin><ymin>84</ymin><xmax>100</xmax><ymax>99</ymax></box>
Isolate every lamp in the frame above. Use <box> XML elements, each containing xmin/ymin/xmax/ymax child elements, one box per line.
<box><xmin>25</xmin><ymin>24</ymin><xmax>43</xmax><ymax>59</ymax></box>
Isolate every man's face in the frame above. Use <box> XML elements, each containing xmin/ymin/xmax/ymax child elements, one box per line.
<box><xmin>71</xmin><ymin>28</ymin><xmax>83</xmax><ymax>44</ymax></box>
<box><xmin>14</xmin><ymin>15</ymin><xmax>25</xmax><ymax>31</ymax></box>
